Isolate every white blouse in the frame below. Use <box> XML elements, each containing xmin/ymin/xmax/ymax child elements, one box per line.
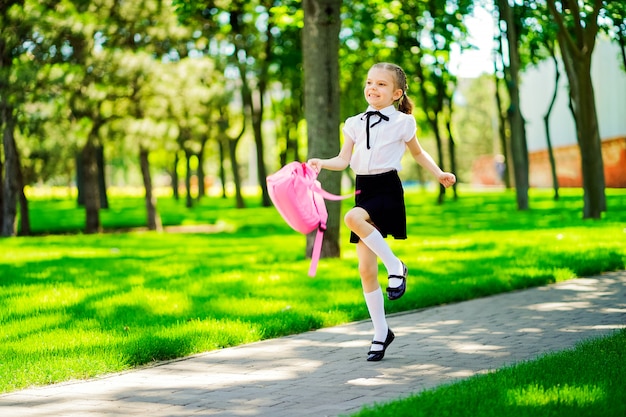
<box><xmin>342</xmin><ymin>105</ymin><xmax>416</xmax><ymax>175</ymax></box>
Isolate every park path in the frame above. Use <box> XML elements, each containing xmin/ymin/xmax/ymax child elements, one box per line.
<box><xmin>1</xmin><ymin>270</ymin><xmax>625</xmax><ymax>417</ymax></box>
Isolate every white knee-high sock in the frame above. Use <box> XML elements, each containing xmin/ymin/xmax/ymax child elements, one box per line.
<box><xmin>361</xmin><ymin>230</ymin><xmax>403</xmax><ymax>277</ymax></box>
<box><xmin>364</xmin><ymin>288</ymin><xmax>388</xmax><ymax>350</ymax></box>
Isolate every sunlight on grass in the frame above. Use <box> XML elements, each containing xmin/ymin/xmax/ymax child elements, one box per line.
<box><xmin>507</xmin><ymin>384</ymin><xmax>606</xmax><ymax>407</ymax></box>
<box><xmin>208</xmin><ymin>296</ymin><xmax>295</xmax><ymax>317</ymax></box>
<box><xmin>4</xmin><ymin>285</ymin><xmax>87</xmax><ymax>315</ymax></box>
<box><xmin>91</xmin><ymin>287</ymin><xmax>192</xmax><ymax>317</ymax></box>
<box><xmin>0</xmin><ymin>312</ymin><xmax>67</xmax><ymax>339</ymax></box>
<box><xmin>349</xmin><ymin>330</ymin><xmax>626</xmax><ymax>417</ymax></box>
<box><xmin>2</xmin><ymin>189</ymin><xmax>625</xmax><ymax>394</ymax></box>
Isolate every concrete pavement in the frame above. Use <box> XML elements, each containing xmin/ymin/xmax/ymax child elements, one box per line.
<box><xmin>1</xmin><ymin>270</ymin><xmax>625</xmax><ymax>417</ymax></box>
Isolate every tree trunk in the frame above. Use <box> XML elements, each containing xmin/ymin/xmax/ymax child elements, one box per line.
<box><xmin>218</xmin><ymin>138</ymin><xmax>227</xmax><ymax>199</ymax></box>
<box><xmin>251</xmin><ymin>99</ymin><xmax>271</xmax><ymax>207</ymax></box>
<box><xmin>412</xmin><ymin>43</ymin><xmax>447</xmax><ymax>204</ymax></box>
<box><xmin>81</xmin><ymin>138</ymin><xmax>101</xmax><ymax>234</ymax></box>
<box><xmin>184</xmin><ymin>149</ymin><xmax>193</xmax><ymax>208</ymax></box>
<box><xmin>291</xmin><ymin>95</ymin><xmax>303</xmax><ymax>163</ymax></box>
<box><xmin>571</xmin><ymin>61</ymin><xmax>605</xmax><ymax>218</ymax></box>
<box><xmin>498</xmin><ymin>0</ymin><xmax>529</xmax><ymax>210</ymax></box>
<box><xmin>418</xmin><ymin>86</ymin><xmax>446</xmax><ymax>204</ymax></box>
<box><xmin>197</xmin><ymin>155</ymin><xmax>205</xmax><ymax>199</ymax></box>
<box><xmin>77</xmin><ymin>145</ymin><xmax>108</xmax><ymax>210</ymax></box>
<box><xmin>1</xmin><ymin>104</ymin><xmax>19</xmax><ymax>237</ymax></box>
<box><xmin>232</xmin><ymin>42</ymin><xmax>270</xmax><ymax>208</ymax></box>
<box><xmin>444</xmin><ymin>103</ymin><xmax>458</xmax><ymax>200</ymax></box>
<box><xmin>548</xmin><ymin>0</ymin><xmax>605</xmax><ymax>219</ymax></box>
<box><xmin>218</xmin><ymin>113</ymin><xmax>245</xmax><ymax>208</ymax></box>
<box><xmin>172</xmin><ymin>151</ymin><xmax>179</xmax><ymax>200</ymax></box>
<box><xmin>283</xmin><ymin>97</ymin><xmax>303</xmax><ymax>164</ymax></box>
<box><xmin>227</xmin><ymin>137</ymin><xmax>245</xmax><ymax>209</ymax></box>
<box><xmin>279</xmin><ymin>130</ymin><xmax>288</xmax><ymax>167</ymax></box>
<box><xmin>543</xmin><ymin>49</ymin><xmax>561</xmax><ymax>200</ymax></box>
<box><xmin>303</xmin><ymin>0</ymin><xmax>341</xmax><ymax>260</ymax></box>
<box><xmin>433</xmin><ymin>115</ymin><xmax>446</xmax><ymax>205</ymax></box>
<box><xmin>0</xmin><ymin>157</ymin><xmax>3</xmax><ymax>230</ymax></box>
<box><xmin>197</xmin><ymin>138</ymin><xmax>208</xmax><ymax>199</ymax></box>
<box><xmin>140</xmin><ymin>147</ymin><xmax>162</xmax><ymax>231</ymax></box>
<box><xmin>493</xmin><ymin>35</ymin><xmax>512</xmax><ymax>189</ymax></box>
<box><xmin>17</xmin><ymin>158</ymin><xmax>30</xmax><ymax>236</ymax></box>
<box><xmin>494</xmin><ymin>78</ymin><xmax>511</xmax><ymax>188</ymax></box>
<box><xmin>96</xmin><ymin>145</ymin><xmax>109</xmax><ymax>209</ymax></box>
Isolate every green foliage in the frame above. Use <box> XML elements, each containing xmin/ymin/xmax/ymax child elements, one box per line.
<box><xmin>4</xmin><ymin>0</ymin><xmax>621</xmax><ymax>197</ymax></box>
<box><xmin>4</xmin><ymin>0</ymin><xmax>208</xmax><ymax>188</ymax></box>
<box><xmin>601</xmin><ymin>2</ymin><xmax>626</xmax><ymax>72</ymax></box>
<box><xmin>348</xmin><ymin>329</ymin><xmax>626</xmax><ymax>417</ymax></box>
<box><xmin>339</xmin><ymin>0</ymin><xmax>474</xmax><ymax>123</ymax></box>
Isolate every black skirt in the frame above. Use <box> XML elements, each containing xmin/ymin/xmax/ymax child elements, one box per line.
<box><xmin>350</xmin><ymin>170</ymin><xmax>407</xmax><ymax>243</ymax></box>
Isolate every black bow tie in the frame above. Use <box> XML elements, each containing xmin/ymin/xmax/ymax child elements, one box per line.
<box><xmin>362</xmin><ymin>111</ymin><xmax>389</xmax><ymax>149</ymax></box>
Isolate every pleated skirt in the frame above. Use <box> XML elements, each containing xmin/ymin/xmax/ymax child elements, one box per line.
<box><xmin>350</xmin><ymin>170</ymin><xmax>407</xmax><ymax>244</ymax></box>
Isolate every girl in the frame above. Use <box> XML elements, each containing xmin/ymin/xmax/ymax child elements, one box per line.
<box><xmin>308</xmin><ymin>62</ymin><xmax>456</xmax><ymax>362</ymax></box>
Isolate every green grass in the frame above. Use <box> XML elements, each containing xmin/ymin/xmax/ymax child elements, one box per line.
<box><xmin>0</xmin><ymin>187</ymin><xmax>625</xmax><ymax>393</ymax></box>
<box><xmin>347</xmin><ymin>329</ymin><xmax>626</xmax><ymax>417</ymax></box>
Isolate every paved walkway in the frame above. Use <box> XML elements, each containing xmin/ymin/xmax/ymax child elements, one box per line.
<box><xmin>2</xmin><ymin>270</ymin><xmax>625</xmax><ymax>417</ymax></box>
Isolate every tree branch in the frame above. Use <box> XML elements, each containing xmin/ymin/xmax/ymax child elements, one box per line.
<box><xmin>566</xmin><ymin>0</ymin><xmax>584</xmax><ymax>42</ymax></box>
<box><xmin>547</xmin><ymin>0</ymin><xmax>583</xmax><ymax>60</ymax></box>
<box><xmin>583</xmin><ymin>0</ymin><xmax>603</xmax><ymax>56</ymax></box>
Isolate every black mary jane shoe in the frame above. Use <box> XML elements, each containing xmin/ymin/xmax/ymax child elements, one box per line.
<box><xmin>386</xmin><ymin>262</ymin><xmax>408</xmax><ymax>301</ymax></box>
<box><xmin>366</xmin><ymin>328</ymin><xmax>395</xmax><ymax>362</ymax></box>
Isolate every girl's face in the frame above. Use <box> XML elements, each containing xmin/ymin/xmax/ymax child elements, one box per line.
<box><xmin>364</xmin><ymin>67</ymin><xmax>404</xmax><ymax>110</ymax></box>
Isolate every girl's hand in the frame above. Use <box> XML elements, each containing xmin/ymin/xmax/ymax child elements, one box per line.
<box><xmin>439</xmin><ymin>172</ymin><xmax>456</xmax><ymax>188</ymax></box>
<box><xmin>307</xmin><ymin>158</ymin><xmax>323</xmax><ymax>173</ymax></box>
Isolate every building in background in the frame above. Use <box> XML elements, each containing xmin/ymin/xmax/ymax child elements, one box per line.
<box><xmin>520</xmin><ymin>39</ymin><xmax>626</xmax><ymax>188</ymax></box>
<box><xmin>471</xmin><ymin>39</ymin><xmax>626</xmax><ymax>188</ymax></box>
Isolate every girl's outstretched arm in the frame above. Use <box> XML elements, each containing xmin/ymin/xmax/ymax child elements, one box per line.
<box><xmin>308</xmin><ymin>139</ymin><xmax>354</xmax><ymax>173</ymax></box>
<box><xmin>406</xmin><ymin>136</ymin><xmax>456</xmax><ymax>188</ymax></box>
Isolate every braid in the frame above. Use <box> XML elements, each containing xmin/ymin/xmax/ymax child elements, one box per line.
<box><xmin>371</xmin><ymin>62</ymin><xmax>414</xmax><ymax>115</ymax></box>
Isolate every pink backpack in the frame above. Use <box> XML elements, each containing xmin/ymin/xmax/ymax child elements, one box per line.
<box><xmin>266</xmin><ymin>162</ymin><xmax>350</xmax><ymax>277</ymax></box>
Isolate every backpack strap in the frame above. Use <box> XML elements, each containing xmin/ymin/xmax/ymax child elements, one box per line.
<box><xmin>310</xmin><ymin>182</ymin><xmax>352</xmax><ymax>202</ymax></box>
<box><xmin>308</xmin><ymin>226</ymin><xmax>325</xmax><ymax>277</ymax></box>
<box><xmin>303</xmin><ymin>163</ymin><xmax>354</xmax><ymax>277</ymax></box>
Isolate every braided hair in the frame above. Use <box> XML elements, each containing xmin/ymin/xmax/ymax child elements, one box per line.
<box><xmin>370</xmin><ymin>62</ymin><xmax>414</xmax><ymax>115</ymax></box>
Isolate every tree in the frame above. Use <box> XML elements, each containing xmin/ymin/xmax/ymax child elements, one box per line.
<box><xmin>1</xmin><ymin>0</ymin><xmax>77</xmax><ymax>236</ymax></box>
<box><xmin>104</xmin><ymin>1</ymin><xmax>200</xmax><ymax>230</ymax></box>
<box><xmin>175</xmin><ymin>0</ymin><xmax>281</xmax><ymax>207</ymax></box>
<box><xmin>158</xmin><ymin>58</ymin><xmax>218</xmax><ymax>208</ymax></box>
<box><xmin>52</xmin><ymin>1</ymin><xmax>125</xmax><ymax>233</ymax></box>
<box><xmin>452</xmin><ymin>74</ymin><xmax>500</xmax><ymax>182</ymax></box>
<box><xmin>0</xmin><ymin>0</ymin><xmax>45</xmax><ymax>236</ymax></box>
<box><xmin>540</xmin><ymin>37</ymin><xmax>562</xmax><ymax>200</ymax></box>
<box><xmin>392</xmin><ymin>0</ymin><xmax>472</xmax><ymax>203</ymax></box>
<box><xmin>111</xmin><ymin>52</ymin><xmax>166</xmax><ymax>231</ymax></box>
<box><xmin>269</xmin><ymin>2</ymin><xmax>305</xmax><ymax>166</ymax></box>
<box><xmin>303</xmin><ymin>0</ymin><xmax>342</xmax><ymax>259</ymax></box>
<box><xmin>51</xmin><ymin>0</ymin><xmax>196</xmax><ymax>232</ymax></box>
<box><xmin>516</xmin><ymin>1</ymin><xmax>562</xmax><ymax>200</ymax></box>
<box><xmin>218</xmin><ymin>104</ymin><xmax>246</xmax><ymax>208</ymax></box>
<box><xmin>547</xmin><ymin>0</ymin><xmax>605</xmax><ymax>219</ymax></box>
<box><xmin>496</xmin><ymin>0</ymin><xmax>529</xmax><ymax>210</ymax></box>
<box><xmin>1</xmin><ymin>104</ymin><xmax>21</xmax><ymax>236</ymax></box>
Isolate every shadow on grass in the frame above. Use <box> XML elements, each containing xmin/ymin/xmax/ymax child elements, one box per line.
<box><xmin>1</xmin><ymin>272</ymin><xmax>624</xmax><ymax>416</ymax></box>
<box><xmin>2</xmin><ymin>189</ymin><xmax>625</xmax><ymax>392</ymax></box>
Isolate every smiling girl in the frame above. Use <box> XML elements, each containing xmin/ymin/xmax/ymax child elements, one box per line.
<box><xmin>308</xmin><ymin>62</ymin><xmax>456</xmax><ymax>362</ymax></box>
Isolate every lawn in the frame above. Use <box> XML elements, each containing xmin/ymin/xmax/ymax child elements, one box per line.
<box><xmin>347</xmin><ymin>329</ymin><xmax>626</xmax><ymax>417</ymax></box>
<box><xmin>0</xmin><ymin>187</ymin><xmax>624</xmax><ymax>393</ymax></box>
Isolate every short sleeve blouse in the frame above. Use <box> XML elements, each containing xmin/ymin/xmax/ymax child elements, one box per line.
<box><xmin>342</xmin><ymin>105</ymin><xmax>416</xmax><ymax>175</ymax></box>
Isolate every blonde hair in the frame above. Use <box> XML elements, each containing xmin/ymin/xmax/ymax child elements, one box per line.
<box><xmin>370</xmin><ymin>62</ymin><xmax>414</xmax><ymax>115</ymax></box>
